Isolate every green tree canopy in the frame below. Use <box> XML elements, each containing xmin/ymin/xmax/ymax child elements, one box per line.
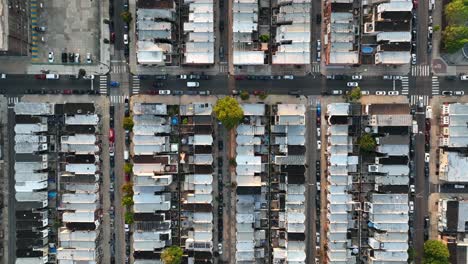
<box><xmin>122</xmin><ymin>195</ymin><xmax>134</xmax><ymax>206</ymax></box>
<box><xmin>213</xmin><ymin>97</ymin><xmax>244</xmax><ymax>129</ymax></box>
<box><xmin>423</xmin><ymin>240</ymin><xmax>450</xmax><ymax>264</ymax></box>
<box><xmin>445</xmin><ymin>0</ymin><xmax>468</xmax><ymax>24</ymax></box>
<box><xmin>124</xmin><ymin>212</ymin><xmax>134</xmax><ymax>224</ymax></box>
<box><xmin>161</xmin><ymin>246</ymin><xmax>183</xmax><ymax>264</ymax></box>
<box><xmin>122</xmin><ymin>183</ymin><xmax>134</xmax><ymax>196</ymax></box>
<box><xmin>121</xmin><ymin>11</ymin><xmax>133</xmax><ymax>24</ymax></box>
<box><xmin>124</xmin><ymin>163</ymin><xmax>133</xmax><ymax>174</ymax></box>
<box><xmin>78</xmin><ymin>69</ymin><xmax>86</xmax><ymax>77</ymax></box>
<box><xmin>347</xmin><ymin>87</ymin><xmax>361</xmax><ymax>101</ymax></box>
<box><xmin>240</xmin><ymin>91</ymin><xmax>250</xmax><ymax>100</ymax></box>
<box><xmin>443</xmin><ymin>25</ymin><xmax>468</xmax><ymax>53</ymax></box>
<box><xmin>358</xmin><ymin>133</ymin><xmax>376</xmax><ymax>152</ymax></box>
<box><xmin>259</xmin><ymin>34</ymin><xmax>270</xmax><ymax>42</ymax></box>
<box><xmin>123</xmin><ymin>117</ymin><xmax>134</xmax><ymax>131</ymax></box>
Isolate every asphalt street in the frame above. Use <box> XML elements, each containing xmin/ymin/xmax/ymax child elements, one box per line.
<box><xmin>413</xmin><ymin>111</ymin><xmax>429</xmax><ymax>264</ymax></box>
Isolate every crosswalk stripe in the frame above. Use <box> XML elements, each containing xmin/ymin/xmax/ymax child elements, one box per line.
<box><xmin>110</xmin><ymin>95</ymin><xmax>129</xmax><ymax>104</ymax></box>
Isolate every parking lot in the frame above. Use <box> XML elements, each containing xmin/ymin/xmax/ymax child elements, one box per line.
<box><xmin>34</xmin><ymin>0</ymin><xmax>100</xmax><ymax>64</ymax></box>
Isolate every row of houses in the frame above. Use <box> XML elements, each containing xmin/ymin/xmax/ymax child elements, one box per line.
<box><xmin>13</xmin><ymin>103</ymin><xmax>54</xmax><ymax>264</ymax></box>
<box><xmin>131</xmin><ymin>103</ymin><xmax>175</xmax><ymax>262</ymax></box>
<box><xmin>56</xmin><ymin>103</ymin><xmax>102</xmax><ymax>264</ymax></box>
<box><xmin>324</xmin><ymin>0</ymin><xmax>413</xmax><ymax>65</ymax></box>
<box><xmin>325</xmin><ymin>103</ymin><xmax>411</xmax><ymax>263</ymax></box>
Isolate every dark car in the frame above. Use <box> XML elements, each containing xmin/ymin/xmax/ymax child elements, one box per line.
<box><xmin>186</xmin><ymin>90</ymin><xmax>197</xmax><ymax>95</ymax></box>
<box><xmin>218</xmin><ymin>158</ymin><xmax>223</xmax><ymax>167</ymax></box>
<box><xmin>220</xmin><ymin>21</ymin><xmax>224</xmax><ymax>31</ymax></box>
<box><xmin>442</xmin><ymin>91</ymin><xmax>453</xmax><ymax>96</ymax></box>
<box><xmin>34</xmin><ymin>74</ymin><xmax>46</xmax><ymax>80</ymax></box>
<box><xmin>445</xmin><ymin>76</ymin><xmax>456</xmax><ymax>80</ymax></box>
<box><xmin>61</xmin><ymin>53</ymin><xmax>68</xmax><ymax>63</ymax></box>
<box><xmin>218</xmin><ymin>141</ymin><xmax>224</xmax><ymax>151</ymax></box>
<box><xmin>124</xmin><ymin>98</ymin><xmax>129</xmax><ymax>117</ymax></box>
<box><xmin>288</xmin><ymin>90</ymin><xmax>300</xmax><ymax>96</ymax></box>
<box><xmin>173</xmin><ymin>90</ymin><xmax>184</xmax><ymax>95</ymax></box>
<box><xmin>68</xmin><ymin>53</ymin><xmax>74</xmax><ymax>62</ymax></box>
<box><xmin>316</xmin><ymin>14</ymin><xmax>321</xmax><ymax>24</ymax></box>
<box><xmin>201</xmin><ymin>75</ymin><xmax>210</xmax><ymax>80</ymax></box>
<box><xmin>424</xmin><ymin>216</ymin><xmax>429</xmax><ymax>228</ymax></box>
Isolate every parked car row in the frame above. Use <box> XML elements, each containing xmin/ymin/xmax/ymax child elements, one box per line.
<box><xmin>235</xmin><ymin>75</ymin><xmax>294</xmax><ymax>80</ymax></box>
<box><xmin>143</xmin><ymin>90</ymin><xmax>211</xmax><ymax>96</ymax></box>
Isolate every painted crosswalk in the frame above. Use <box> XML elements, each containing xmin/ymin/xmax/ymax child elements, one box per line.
<box><xmin>218</xmin><ymin>64</ymin><xmax>228</xmax><ymax>73</ymax></box>
<box><xmin>111</xmin><ymin>65</ymin><xmax>127</xmax><ymax>74</ymax></box>
<box><xmin>410</xmin><ymin>95</ymin><xmax>429</xmax><ymax>107</ymax></box>
<box><xmin>110</xmin><ymin>95</ymin><xmax>128</xmax><ymax>104</ymax></box>
<box><xmin>99</xmin><ymin>75</ymin><xmax>108</xmax><ymax>95</ymax></box>
<box><xmin>411</xmin><ymin>65</ymin><xmax>431</xmax><ymax>76</ymax></box>
<box><xmin>431</xmin><ymin>76</ymin><xmax>439</xmax><ymax>95</ymax></box>
<box><xmin>311</xmin><ymin>63</ymin><xmax>320</xmax><ymax>73</ymax></box>
<box><xmin>7</xmin><ymin>97</ymin><xmax>19</xmax><ymax>107</ymax></box>
<box><xmin>401</xmin><ymin>76</ymin><xmax>409</xmax><ymax>95</ymax></box>
<box><xmin>132</xmin><ymin>75</ymin><xmax>140</xmax><ymax>95</ymax></box>
<box><xmin>30</xmin><ymin>0</ymin><xmax>39</xmax><ymax>62</ymax></box>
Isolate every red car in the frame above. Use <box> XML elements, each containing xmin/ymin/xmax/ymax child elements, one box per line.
<box><xmin>109</xmin><ymin>128</ymin><xmax>115</xmax><ymax>143</ymax></box>
<box><xmin>253</xmin><ymin>90</ymin><xmax>264</xmax><ymax>96</ymax></box>
<box><xmin>125</xmin><ymin>173</ymin><xmax>130</xmax><ymax>182</ymax></box>
<box><xmin>235</xmin><ymin>75</ymin><xmax>246</xmax><ymax>80</ymax></box>
<box><xmin>62</xmin><ymin>89</ymin><xmax>72</xmax><ymax>94</ymax></box>
<box><xmin>413</xmin><ymin>0</ymin><xmax>418</xmax><ymax>8</ymax></box>
<box><xmin>34</xmin><ymin>74</ymin><xmax>46</xmax><ymax>80</ymax></box>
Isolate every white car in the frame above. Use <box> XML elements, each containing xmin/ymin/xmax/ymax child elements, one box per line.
<box><xmin>409</xmin><ymin>201</ymin><xmax>414</xmax><ymax>213</ymax></box>
<box><xmin>376</xmin><ymin>91</ymin><xmax>386</xmax><ymax>95</ymax></box>
<box><xmin>86</xmin><ymin>53</ymin><xmax>92</xmax><ymax>64</ymax></box>
<box><xmin>388</xmin><ymin>91</ymin><xmax>399</xmax><ymax>95</ymax></box>
<box><xmin>158</xmin><ymin>90</ymin><xmax>171</xmax><ymax>95</ymax></box>
<box><xmin>179</xmin><ymin>75</ymin><xmax>187</xmax><ymax>79</ymax></box>
<box><xmin>332</xmin><ymin>90</ymin><xmax>343</xmax><ymax>95</ymax></box>
<box><xmin>48</xmin><ymin>52</ymin><xmax>54</xmax><ymax>63</ymax></box>
<box><xmin>454</xmin><ymin>91</ymin><xmax>464</xmax><ymax>96</ymax></box>
<box><xmin>1</xmin><ymin>73</ymin><xmax>6</xmax><ymax>79</ymax></box>
<box><xmin>316</xmin><ymin>40</ymin><xmax>321</xmax><ymax>51</ymax></box>
<box><xmin>410</xmin><ymin>185</ymin><xmax>415</xmax><ymax>194</ymax></box>
<box><xmin>283</xmin><ymin>75</ymin><xmax>294</xmax><ymax>80</ymax></box>
<box><xmin>347</xmin><ymin>82</ymin><xmax>359</xmax><ymax>87</ymax></box>
<box><xmin>411</xmin><ymin>54</ymin><xmax>416</xmax><ymax>65</ymax></box>
<box><xmin>425</xmin><ymin>153</ymin><xmax>430</xmax><ymax>163</ymax></box>
<box><xmin>317</xmin><ymin>140</ymin><xmax>321</xmax><ymax>149</ymax></box>
<box><xmin>123</xmin><ymin>34</ymin><xmax>129</xmax><ymax>45</ymax></box>
<box><xmin>316</xmin><ymin>128</ymin><xmax>321</xmax><ymax>137</ymax></box>
<box><xmin>218</xmin><ymin>243</ymin><xmax>223</xmax><ymax>254</ymax></box>
<box><xmin>460</xmin><ymin>75</ymin><xmax>468</xmax><ymax>80</ymax></box>
<box><xmin>74</xmin><ymin>53</ymin><xmax>80</xmax><ymax>63</ymax></box>
<box><xmin>125</xmin><ymin>224</ymin><xmax>129</xmax><ymax>232</ymax></box>
<box><xmin>352</xmin><ymin>75</ymin><xmax>362</xmax><ymax>80</ymax></box>
<box><xmin>361</xmin><ymin>90</ymin><xmax>370</xmax><ymax>95</ymax></box>
<box><xmin>428</xmin><ymin>26</ymin><xmax>433</xmax><ymax>34</ymax></box>
<box><xmin>83</xmin><ymin>75</ymin><xmax>95</xmax><ymax>80</ymax></box>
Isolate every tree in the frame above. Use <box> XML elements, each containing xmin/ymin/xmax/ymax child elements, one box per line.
<box><xmin>122</xmin><ymin>195</ymin><xmax>134</xmax><ymax>206</ymax></box>
<box><xmin>123</xmin><ymin>117</ymin><xmax>134</xmax><ymax>130</ymax></box>
<box><xmin>229</xmin><ymin>158</ymin><xmax>237</xmax><ymax>167</ymax></box>
<box><xmin>125</xmin><ymin>212</ymin><xmax>134</xmax><ymax>224</ymax></box>
<box><xmin>78</xmin><ymin>69</ymin><xmax>86</xmax><ymax>77</ymax></box>
<box><xmin>259</xmin><ymin>92</ymin><xmax>268</xmax><ymax>100</ymax></box>
<box><xmin>259</xmin><ymin>34</ymin><xmax>270</xmax><ymax>43</ymax></box>
<box><xmin>161</xmin><ymin>246</ymin><xmax>183</xmax><ymax>264</ymax></box>
<box><xmin>358</xmin><ymin>133</ymin><xmax>376</xmax><ymax>152</ymax></box>
<box><xmin>347</xmin><ymin>87</ymin><xmax>361</xmax><ymax>101</ymax></box>
<box><xmin>443</xmin><ymin>25</ymin><xmax>468</xmax><ymax>53</ymax></box>
<box><xmin>103</xmin><ymin>38</ymin><xmax>110</xmax><ymax>44</ymax></box>
<box><xmin>103</xmin><ymin>19</ymin><xmax>111</xmax><ymax>24</ymax></box>
<box><xmin>423</xmin><ymin>240</ymin><xmax>450</xmax><ymax>264</ymax></box>
<box><xmin>124</xmin><ymin>163</ymin><xmax>133</xmax><ymax>174</ymax></box>
<box><xmin>121</xmin><ymin>11</ymin><xmax>133</xmax><ymax>24</ymax></box>
<box><xmin>240</xmin><ymin>91</ymin><xmax>250</xmax><ymax>100</ymax></box>
<box><xmin>213</xmin><ymin>97</ymin><xmax>244</xmax><ymax>129</ymax></box>
<box><xmin>122</xmin><ymin>183</ymin><xmax>134</xmax><ymax>196</ymax></box>
<box><xmin>445</xmin><ymin>0</ymin><xmax>468</xmax><ymax>25</ymax></box>
<box><xmin>433</xmin><ymin>25</ymin><xmax>440</xmax><ymax>32</ymax></box>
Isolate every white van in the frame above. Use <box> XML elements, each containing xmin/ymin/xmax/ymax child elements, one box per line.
<box><xmin>187</xmin><ymin>82</ymin><xmax>200</xmax><ymax>88</ymax></box>
<box><xmin>46</xmin><ymin>74</ymin><xmax>59</xmax><ymax>79</ymax></box>
<box><xmin>124</xmin><ymin>150</ymin><xmax>129</xmax><ymax>161</ymax></box>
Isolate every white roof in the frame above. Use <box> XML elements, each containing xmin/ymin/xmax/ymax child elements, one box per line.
<box><xmin>65</xmin><ymin>114</ymin><xmax>99</xmax><ymax>125</ymax></box>
<box><xmin>233</xmin><ymin>51</ymin><xmax>265</xmax><ymax>65</ymax></box>
<box><xmin>377</xmin><ymin>32</ymin><xmax>412</xmax><ymax>43</ymax></box>
<box><xmin>377</xmin><ymin>1</ymin><xmax>413</xmax><ymax>13</ymax></box>
<box><xmin>375</xmin><ymin>51</ymin><xmax>411</xmax><ymax>64</ymax></box>
<box><xmin>242</xmin><ymin>104</ymin><xmax>265</xmax><ymax>116</ymax></box>
<box><xmin>14</xmin><ymin>102</ymin><xmax>54</xmax><ymax>115</ymax></box>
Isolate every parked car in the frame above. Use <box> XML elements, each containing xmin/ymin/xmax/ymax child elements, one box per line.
<box><xmin>109</xmin><ymin>128</ymin><xmax>115</xmax><ymax>143</ymax></box>
<box><xmin>361</xmin><ymin>90</ymin><xmax>370</xmax><ymax>95</ymax></box>
<box><xmin>218</xmin><ymin>141</ymin><xmax>224</xmax><ymax>151</ymax></box>
<box><xmin>316</xmin><ymin>128</ymin><xmax>320</xmax><ymax>137</ymax></box>
<box><xmin>388</xmin><ymin>91</ymin><xmax>399</xmax><ymax>95</ymax></box>
<box><xmin>425</xmin><ymin>153</ymin><xmax>430</xmax><ymax>163</ymax></box>
<box><xmin>123</xmin><ymin>34</ymin><xmax>129</xmax><ymax>45</ymax></box>
<box><xmin>410</xmin><ymin>185</ymin><xmax>415</xmax><ymax>194</ymax></box>
<box><xmin>454</xmin><ymin>91</ymin><xmax>464</xmax><ymax>96</ymax></box>
<box><xmin>409</xmin><ymin>201</ymin><xmax>414</xmax><ymax>213</ymax></box>
<box><xmin>158</xmin><ymin>90</ymin><xmax>171</xmax><ymax>95</ymax></box>
<box><xmin>172</xmin><ymin>90</ymin><xmax>184</xmax><ymax>95</ymax></box>
<box><xmin>332</xmin><ymin>90</ymin><xmax>343</xmax><ymax>95</ymax></box>
<box><xmin>351</xmin><ymin>75</ymin><xmax>362</xmax><ymax>80</ymax></box>
<box><xmin>83</xmin><ymin>75</ymin><xmax>95</xmax><ymax>80</ymax></box>
<box><xmin>347</xmin><ymin>82</ymin><xmax>359</xmax><ymax>87</ymax></box>
<box><xmin>189</xmin><ymin>74</ymin><xmax>201</xmax><ymax>79</ymax></box>
<box><xmin>86</xmin><ymin>53</ymin><xmax>92</xmax><ymax>64</ymax></box>
<box><xmin>61</xmin><ymin>52</ymin><xmax>67</xmax><ymax>63</ymax></box>
<box><xmin>376</xmin><ymin>91</ymin><xmax>386</xmax><ymax>95</ymax></box>
<box><xmin>460</xmin><ymin>75</ymin><xmax>468</xmax><ymax>80</ymax></box>
<box><xmin>153</xmin><ymin>82</ymin><xmax>164</xmax><ymax>88</ymax></box>
<box><xmin>48</xmin><ymin>51</ymin><xmax>54</xmax><ymax>63</ymax></box>
<box><xmin>442</xmin><ymin>91</ymin><xmax>453</xmax><ymax>96</ymax></box>
<box><xmin>34</xmin><ymin>74</ymin><xmax>46</xmax><ymax>80</ymax></box>
<box><xmin>411</xmin><ymin>54</ymin><xmax>416</xmax><ymax>65</ymax></box>
<box><xmin>283</xmin><ymin>75</ymin><xmax>294</xmax><ymax>80</ymax></box>
<box><xmin>199</xmin><ymin>90</ymin><xmax>211</xmax><ymax>95</ymax></box>
<box><xmin>317</xmin><ymin>140</ymin><xmax>321</xmax><ymax>149</ymax></box>
<box><xmin>74</xmin><ymin>53</ymin><xmax>80</xmax><ymax>63</ymax></box>
<box><xmin>316</xmin><ymin>40</ymin><xmax>321</xmax><ymax>51</ymax></box>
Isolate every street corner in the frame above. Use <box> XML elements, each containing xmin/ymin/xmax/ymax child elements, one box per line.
<box><xmin>432</xmin><ymin>59</ymin><xmax>447</xmax><ymax>74</ymax></box>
